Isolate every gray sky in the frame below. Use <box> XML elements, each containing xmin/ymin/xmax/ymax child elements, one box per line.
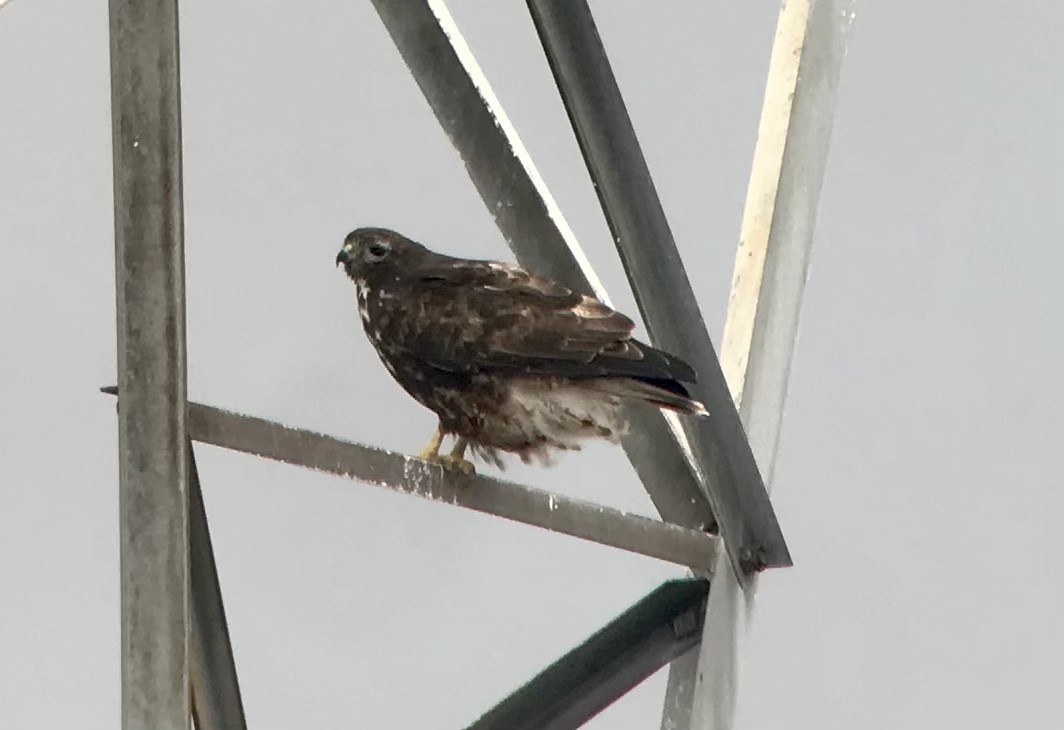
<box><xmin>2</xmin><ymin>1</ymin><xmax>1062</xmax><ymax>728</ymax></box>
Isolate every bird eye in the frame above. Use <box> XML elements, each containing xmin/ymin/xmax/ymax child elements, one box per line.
<box><xmin>367</xmin><ymin>243</ymin><xmax>389</xmax><ymax>259</ymax></box>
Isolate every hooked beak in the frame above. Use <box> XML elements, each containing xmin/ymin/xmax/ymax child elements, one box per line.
<box><xmin>336</xmin><ymin>246</ymin><xmax>351</xmax><ymax>267</ymax></box>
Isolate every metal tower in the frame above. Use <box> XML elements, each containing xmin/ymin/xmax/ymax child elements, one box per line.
<box><xmin>106</xmin><ymin>1</ymin><xmax>855</xmax><ymax>728</ymax></box>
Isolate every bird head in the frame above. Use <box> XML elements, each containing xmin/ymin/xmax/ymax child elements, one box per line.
<box><xmin>336</xmin><ymin>227</ymin><xmax>424</xmax><ymax>285</ymax></box>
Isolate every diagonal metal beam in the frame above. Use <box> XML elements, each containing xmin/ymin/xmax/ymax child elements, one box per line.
<box><xmin>188</xmin><ymin>445</ymin><xmax>247</xmax><ymax>730</ymax></box>
<box><xmin>663</xmin><ymin>2</ymin><xmax>857</xmax><ymax>729</ymax></box>
<box><xmin>186</xmin><ymin>401</ymin><xmax>720</xmax><ymax>573</ymax></box>
<box><xmin>525</xmin><ymin>0</ymin><xmax>790</xmax><ymax>576</ymax></box>
<box><xmin>108</xmin><ymin>0</ymin><xmax>190</xmax><ymax>726</ymax></box>
<box><xmin>468</xmin><ymin>578</ymin><xmax>711</xmax><ymax>730</ymax></box>
<box><xmin>368</xmin><ymin>0</ymin><xmax>719</xmax><ymax>540</ymax></box>
<box><xmin>102</xmin><ymin>390</ymin><xmax>721</xmax><ymax>573</ymax></box>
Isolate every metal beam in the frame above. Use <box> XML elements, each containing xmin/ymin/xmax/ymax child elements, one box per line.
<box><xmin>368</xmin><ymin>0</ymin><xmax>719</xmax><ymax>539</ymax></box>
<box><xmin>188</xmin><ymin>446</ymin><xmax>247</xmax><ymax>730</ymax></box>
<box><xmin>98</xmin><ymin>393</ymin><xmax>720</xmax><ymax>573</ymax></box>
<box><xmin>662</xmin><ymin>2</ymin><xmax>857</xmax><ymax>729</ymax></box>
<box><xmin>469</xmin><ymin>578</ymin><xmax>711</xmax><ymax>730</ymax></box>
<box><xmin>186</xmin><ymin>400</ymin><xmax>719</xmax><ymax>572</ymax></box>
<box><xmin>108</xmin><ymin>0</ymin><xmax>189</xmax><ymax>725</ymax></box>
<box><xmin>525</xmin><ymin>0</ymin><xmax>789</xmax><ymax>575</ymax></box>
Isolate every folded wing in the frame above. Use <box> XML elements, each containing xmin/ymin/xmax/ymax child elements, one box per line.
<box><xmin>397</xmin><ymin>259</ymin><xmax>705</xmax><ymax>414</ymax></box>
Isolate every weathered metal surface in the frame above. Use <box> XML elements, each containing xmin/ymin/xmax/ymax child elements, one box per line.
<box><xmin>188</xmin><ymin>446</ymin><xmax>247</xmax><ymax>730</ymax></box>
<box><xmin>181</xmin><ymin>400</ymin><xmax>720</xmax><ymax>574</ymax></box>
<box><xmin>469</xmin><ymin>578</ymin><xmax>711</xmax><ymax>730</ymax></box>
<box><xmin>662</xmin><ymin>1</ymin><xmax>857</xmax><ymax>728</ymax></box>
<box><xmin>108</xmin><ymin>0</ymin><xmax>190</xmax><ymax>724</ymax></box>
<box><xmin>527</xmin><ymin>0</ymin><xmax>791</xmax><ymax>575</ymax></box>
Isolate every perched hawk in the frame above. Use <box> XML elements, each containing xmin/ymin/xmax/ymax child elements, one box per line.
<box><xmin>336</xmin><ymin>227</ymin><xmax>707</xmax><ymax>474</ymax></box>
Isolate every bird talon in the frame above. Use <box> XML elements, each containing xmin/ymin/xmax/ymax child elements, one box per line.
<box><xmin>418</xmin><ymin>427</ymin><xmax>444</xmax><ymax>461</ymax></box>
<box><xmin>438</xmin><ymin>437</ymin><xmax>474</xmax><ymax>475</ymax></box>
<box><xmin>439</xmin><ymin>454</ymin><xmax>476</xmax><ymax>476</ymax></box>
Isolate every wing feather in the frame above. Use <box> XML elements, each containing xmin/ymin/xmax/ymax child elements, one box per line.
<box><xmin>396</xmin><ymin>258</ymin><xmax>698</xmax><ymax>384</ymax></box>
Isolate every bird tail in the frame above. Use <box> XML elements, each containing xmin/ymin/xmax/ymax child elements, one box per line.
<box><xmin>587</xmin><ymin>377</ymin><xmax>709</xmax><ymax>417</ymax></box>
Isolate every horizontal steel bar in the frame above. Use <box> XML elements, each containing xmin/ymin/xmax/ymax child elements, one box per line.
<box><xmin>101</xmin><ymin>389</ymin><xmax>719</xmax><ymax>573</ymax></box>
<box><xmin>526</xmin><ymin>0</ymin><xmax>790</xmax><ymax>574</ymax></box>
<box><xmin>468</xmin><ymin>578</ymin><xmax>710</xmax><ymax>730</ymax></box>
<box><xmin>368</xmin><ymin>0</ymin><xmax>719</xmax><ymax>536</ymax></box>
<box><xmin>188</xmin><ymin>445</ymin><xmax>247</xmax><ymax>730</ymax></box>
<box><xmin>190</xmin><ymin>402</ymin><xmax>719</xmax><ymax>573</ymax></box>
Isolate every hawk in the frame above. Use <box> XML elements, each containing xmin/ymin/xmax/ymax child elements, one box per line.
<box><xmin>336</xmin><ymin>227</ymin><xmax>707</xmax><ymax>474</ymax></box>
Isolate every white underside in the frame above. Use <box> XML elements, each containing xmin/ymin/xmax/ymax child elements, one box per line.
<box><xmin>489</xmin><ymin>379</ymin><xmax>628</xmax><ymax>461</ymax></box>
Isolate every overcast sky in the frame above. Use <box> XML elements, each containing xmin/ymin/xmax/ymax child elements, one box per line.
<box><xmin>2</xmin><ymin>1</ymin><xmax>1062</xmax><ymax>728</ymax></box>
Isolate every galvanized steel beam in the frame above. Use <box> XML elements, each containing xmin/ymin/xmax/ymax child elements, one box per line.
<box><xmin>108</xmin><ymin>0</ymin><xmax>190</xmax><ymax>724</ymax></box>
<box><xmin>662</xmin><ymin>2</ymin><xmax>857</xmax><ymax>728</ymax></box>
<box><xmin>188</xmin><ymin>446</ymin><xmax>247</xmax><ymax>730</ymax></box>
<box><xmin>469</xmin><ymin>578</ymin><xmax>711</xmax><ymax>730</ymax></box>
<box><xmin>174</xmin><ymin>400</ymin><xmax>721</xmax><ymax>573</ymax></box>
<box><xmin>526</xmin><ymin>0</ymin><xmax>790</xmax><ymax>575</ymax></box>
<box><xmin>104</xmin><ymin>388</ymin><xmax>721</xmax><ymax>573</ymax></box>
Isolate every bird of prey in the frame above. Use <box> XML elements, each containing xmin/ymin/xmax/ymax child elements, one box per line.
<box><xmin>336</xmin><ymin>227</ymin><xmax>707</xmax><ymax>474</ymax></box>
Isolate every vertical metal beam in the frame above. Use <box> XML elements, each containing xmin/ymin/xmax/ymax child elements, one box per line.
<box><xmin>525</xmin><ymin>0</ymin><xmax>790</xmax><ymax>575</ymax></box>
<box><xmin>663</xmin><ymin>2</ymin><xmax>857</xmax><ymax>728</ymax></box>
<box><xmin>188</xmin><ymin>446</ymin><xmax>247</xmax><ymax>730</ymax></box>
<box><xmin>368</xmin><ymin>0</ymin><xmax>719</xmax><ymax>536</ymax></box>
<box><xmin>109</xmin><ymin>0</ymin><xmax>190</xmax><ymax>727</ymax></box>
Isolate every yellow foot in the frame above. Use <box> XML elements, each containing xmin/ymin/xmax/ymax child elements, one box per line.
<box><xmin>436</xmin><ymin>437</ymin><xmax>474</xmax><ymax>475</ymax></box>
<box><xmin>418</xmin><ymin>427</ymin><xmax>443</xmax><ymax>461</ymax></box>
<box><xmin>438</xmin><ymin>453</ymin><xmax>475</xmax><ymax>476</ymax></box>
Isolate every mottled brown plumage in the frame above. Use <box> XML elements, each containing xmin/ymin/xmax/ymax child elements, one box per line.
<box><xmin>336</xmin><ymin>227</ymin><xmax>707</xmax><ymax>473</ymax></box>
